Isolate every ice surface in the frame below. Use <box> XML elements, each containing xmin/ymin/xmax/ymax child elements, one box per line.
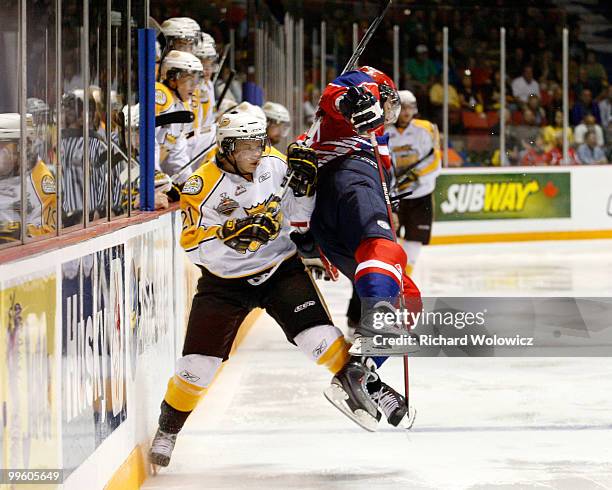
<box><xmin>143</xmin><ymin>240</ymin><xmax>612</xmax><ymax>489</ymax></box>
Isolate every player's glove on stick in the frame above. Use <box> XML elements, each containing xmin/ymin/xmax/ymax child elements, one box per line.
<box><xmin>218</xmin><ymin>214</ymin><xmax>278</xmax><ymax>253</ymax></box>
<box><xmin>338</xmin><ymin>86</ymin><xmax>384</xmax><ymax>134</ymax></box>
<box><xmin>286</xmin><ymin>143</ymin><xmax>318</xmax><ymax>197</ymax></box>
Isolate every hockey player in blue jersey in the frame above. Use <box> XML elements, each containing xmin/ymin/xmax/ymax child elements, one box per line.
<box><xmin>297</xmin><ymin>66</ymin><xmax>422</xmax><ymax>428</ymax></box>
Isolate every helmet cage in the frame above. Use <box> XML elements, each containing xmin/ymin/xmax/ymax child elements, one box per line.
<box><xmin>220</xmin><ymin>133</ymin><xmax>267</xmax><ymax>156</ymax></box>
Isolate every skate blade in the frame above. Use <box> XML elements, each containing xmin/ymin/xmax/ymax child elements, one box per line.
<box><xmin>323</xmin><ymin>384</ymin><xmax>379</xmax><ymax>432</ymax></box>
<box><xmin>400</xmin><ymin>405</ymin><xmax>417</xmax><ymax>430</ymax></box>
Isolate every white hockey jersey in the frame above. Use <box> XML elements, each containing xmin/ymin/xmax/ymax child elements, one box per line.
<box><xmin>180</xmin><ymin>146</ymin><xmax>313</xmax><ymax>281</ymax></box>
<box><xmin>155</xmin><ymin>82</ymin><xmax>191</xmax><ymax>183</ymax></box>
<box><xmin>188</xmin><ymin>80</ymin><xmax>217</xmax><ymax>168</ymax></box>
<box><xmin>387</xmin><ymin>118</ymin><xmax>441</xmax><ymax>199</ymax></box>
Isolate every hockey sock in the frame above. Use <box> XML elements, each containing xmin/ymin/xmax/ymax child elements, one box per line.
<box><xmin>158</xmin><ymin>400</ymin><xmax>191</xmax><ymax>434</ymax></box>
<box><xmin>294</xmin><ymin>324</ymin><xmax>350</xmax><ymax>374</ymax></box>
<box><xmin>163</xmin><ymin>354</ymin><xmax>222</xmax><ymax>415</ymax></box>
<box><xmin>354</xmin><ymin>238</ymin><xmax>406</xmax><ymax>300</ymax></box>
<box><xmin>164</xmin><ymin>374</ymin><xmax>207</xmax><ymax>413</ymax></box>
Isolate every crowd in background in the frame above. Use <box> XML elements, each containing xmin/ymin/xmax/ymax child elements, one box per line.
<box><xmin>389</xmin><ymin>4</ymin><xmax>612</xmax><ymax>166</ymax></box>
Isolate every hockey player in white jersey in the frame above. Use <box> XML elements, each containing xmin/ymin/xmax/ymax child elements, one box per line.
<box><xmin>188</xmin><ymin>38</ymin><xmax>218</xmax><ymax>169</ymax></box>
<box><xmin>160</xmin><ymin>17</ymin><xmax>201</xmax><ymax>54</ymax></box>
<box><xmin>0</xmin><ymin>113</ymin><xmax>56</xmax><ymax>244</ymax></box>
<box><xmin>155</xmin><ymin>50</ymin><xmax>202</xmax><ymax>186</ymax></box>
<box><xmin>262</xmin><ymin>101</ymin><xmax>291</xmax><ymax>147</ymax></box>
<box><xmin>387</xmin><ymin>90</ymin><xmax>441</xmax><ymax>275</ymax></box>
<box><xmin>149</xmin><ymin>112</ymin><xmax>381</xmax><ymax>469</ymax></box>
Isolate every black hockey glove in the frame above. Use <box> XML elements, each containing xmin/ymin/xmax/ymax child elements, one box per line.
<box><xmin>218</xmin><ymin>214</ymin><xmax>279</xmax><ymax>253</ymax></box>
<box><xmin>286</xmin><ymin>143</ymin><xmax>318</xmax><ymax>197</ymax></box>
<box><xmin>338</xmin><ymin>86</ymin><xmax>384</xmax><ymax>134</ymax></box>
<box><xmin>290</xmin><ymin>230</ymin><xmax>339</xmax><ymax>281</ymax></box>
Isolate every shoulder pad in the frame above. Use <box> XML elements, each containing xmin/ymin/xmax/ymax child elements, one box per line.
<box><xmin>155</xmin><ymin>82</ymin><xmax>173</xmax><ymax>113</ymax></box>
<box><xmin>265</xmin><ymin>145</ymin><xmax>287</xmax><ymax>162</ymax></box>
<box><xmin>180</xmin><ymin>161</ymin><xmax>222</xmax><ymax>200</ymax></box>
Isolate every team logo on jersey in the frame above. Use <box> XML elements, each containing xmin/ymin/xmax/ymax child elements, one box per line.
<box><xmin>182</xmin><ymin>175</ymin><xmax>203</xmax><ymax>195</ymax></box>
<box><xmin>244</xmin><ymin>199</ymin><xmax>268</xmax><ymax>216</ymax></box>
<box><xmin>155</xmin><ymin>89</ymin><xmax>167</xmax><ymax>106</ymax></box>
<box><xmin>235</xmin><ymin>184</ymin><xmax>246</xmax><ymax>196</ymax></box>
<box><xmin>258</xmin><ymin>171</ymin><xmax>271</xmax><ymax>183</ymax></box>
<box><xmin>41</xmin><ymin>174</ymin><xmax>56</xmax><ymax>194</ymax></box>
<box><xmin>377</xmin><ymin>220</ymin><xmax>391</xmax><ymax>230</ymax></box>
<box><xmin>215</xmin><ymin>193</ymin><xmax>240</xmax><ymax>215</ymax></box>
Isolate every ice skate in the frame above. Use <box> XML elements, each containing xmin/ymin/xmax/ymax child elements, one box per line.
<box><xmin>324</xmin><ymin>357</ymin><xmax>381</xmax><ymax>432</ymax></box>
<box><xmin>149</xmin><ymin>428</ymin><xmax>177</xmax><ymax>471</ymax></box>
<box><xmin>371</xmin><ymin>381</ymin><xmax>417</xmax><ymax>429</ymax></box>
<box><xmin>348</xmin><ymin>301</ymin><xmax>419</xmax><ymax>356</ymax></box>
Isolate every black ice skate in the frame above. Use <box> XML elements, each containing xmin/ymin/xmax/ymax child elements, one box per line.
<box><xmin>149</xmin><ymin>428</ymin><xmax>177</xmax><ymax>470</ymax></box>
<box><xmin>371</xmin><ymin>382</ymin><xmax>417</xmax><ymax>429</ymax></box>
<box><xmin>324</xmin><ymin>358</ymin><xmax>381</xmax><ymax>432</ymax></box>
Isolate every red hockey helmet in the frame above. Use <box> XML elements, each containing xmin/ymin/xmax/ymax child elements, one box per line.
<box><xmin>358</xmin><ymin>66</ymin><xmax>400</xmax><ymax>124</ymax></box>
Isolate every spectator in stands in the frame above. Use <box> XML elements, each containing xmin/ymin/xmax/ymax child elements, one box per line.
<box><xmin>526</xmin><ymin>94</ymin><xmax>546</xmax><ymax>126</ymax></box>
<box><xmin>458</xmin><ymin>70</ymin><xmax>482</xmax><ymax>112</ymax></box>
<box><xmin>577</xmin><ymin>130</ymin><xmax>608</xmax><ymax>164</ymax></box>
<box><xmin>511</xmin><ymin>66</ymin><xmax>540</xmax><ymax>105</ymax></box>
<box><xmin>584</xmin><ymin>51</ymin><xmax>608</xmax><ymax>98</ymax></box>
<box><xmin>571</xmin><ymin>89</ymin><xmax>601</xmax><ymax>125</ymax></box>
<box><xmin>429</xmin><ymin>74</ymin><xmax>460</xmax><ymax>128</ymax></box>
<box><xmin>598</xmin><ymin>85</ymin><xmax>612</xmax><ymax>131</ymax></box>
<box><xmin>544</xmin><ymin>83</ymin><xmax>563</xmax><ymax>122</ymax></box>
<box><xmin>429</xmin><ymin>74</ymin><xmax>460</xmax><ymax>111</ymax></box>
<box><xmin>574</xmin><ymin>114</ymin><xmax>605</xmax><ymax>148</ymax></box>
<box><xmin>520</xmin><ymin>134</ymin><xmax>547</xmax><ymax>166</ymax></box>
<box><xmin>545</xmin><ymin>133</ymin><xmax>579</xmax><ymax>165</ymax></box>
<box><xmin>542</xmin><ymin>110</ymin><xmax>573</xmax><ymax>151</ymax></box>
<box><xmin>405</xmin><ymin>44</ymin><xmax>438</xmax><ymax>94</ymax></box>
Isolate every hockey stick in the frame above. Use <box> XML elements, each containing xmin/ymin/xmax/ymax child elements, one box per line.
<box><xmin>368</xmin><ymin>131</ymin><xmax>413</xmax><ymax>415</ymax></box>
<box><xmin>155</xmin><ymin>110</ymin><xmax>194</xmax><ymax>127</ymax></box>
<box><xmin>215</xmin><ymin>68</ymin><xmax>236</xmax><ymax>111</ymax></box>
<box><xmin>169</xmin><ymin>141</ymin><xmax>216</xmax><ymax>182</ymax></box>
<box><xmin>269</xmin><ymin>0</ymin><xmax>393</xmax><ymax>207</ymax></box>
<box><xmin>212</xmin><ymin>44</ymin><xmax>231</xmax><ymax>85</ymax></box>
<box><xmin>302</xmin><ymin>0</ymin><xmax>392</xmax><ymax>147</ymax></box>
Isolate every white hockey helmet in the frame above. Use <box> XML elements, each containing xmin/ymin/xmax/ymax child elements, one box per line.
<box><xmin>194</xmin><ymin>40</ymin><xmax>217</xmax><ymax>61</ymax></box>
<box><xmin>122</xmin><ymin>104</ymin><xmax>139</xmax><ymax>128</ymax></box>
<box><xmin>262</xmin><ymin>101</ymin><xmax>290</xmax><ymax>124</ymax></box>
<box><xmin>217</xmin><ymin>112</ymin><xmax>267</xmax><ymax>156</ymax></box>
<box><xmin>217</xmin><ymin>98</ymin><xmax>238</xmax><ymax>116</ymax></box>
<box><xmin>229</xmin><ymin>101</ymin><xmax>267</xmax><ymax>125</ymax></box>
<box><xmin>201</xmin><ymin>32</ymin><xmax>216</xmax><ymax>50</ymax></box>
<box><xmin>161</xmin><ymin>50</ymin><xmax>203</xmax><ymax>80</ymax></box>
<box><xmin>26</xmin><ymin>98</ymin><xmax>49</xmax><ymax>116</ymax></box>
<box><xmin>398</xmin><ymin>90</ymin><xmax>417</xmax><ymax>108</ymax></box>
<box><xmin>0</xmin><ymin>113</ymin><xmax>33</xmax><ymax>140</ymax></box>
<box><xmin>161</xmin><ymin>17</ymin><xmax>200</xmax><ymax>41</ymax></box>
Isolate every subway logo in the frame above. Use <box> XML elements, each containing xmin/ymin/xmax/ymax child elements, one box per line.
<box><xmin>435</xmin><ymin>173</ymin><xmax>571</xmax><ymax>221</ymax></box>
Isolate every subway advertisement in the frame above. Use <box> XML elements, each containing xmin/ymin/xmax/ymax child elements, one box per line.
<box><xmin>435</xmin><ymin>172</ymin><xmax>571</xmax><ymax>221</ymax></box>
